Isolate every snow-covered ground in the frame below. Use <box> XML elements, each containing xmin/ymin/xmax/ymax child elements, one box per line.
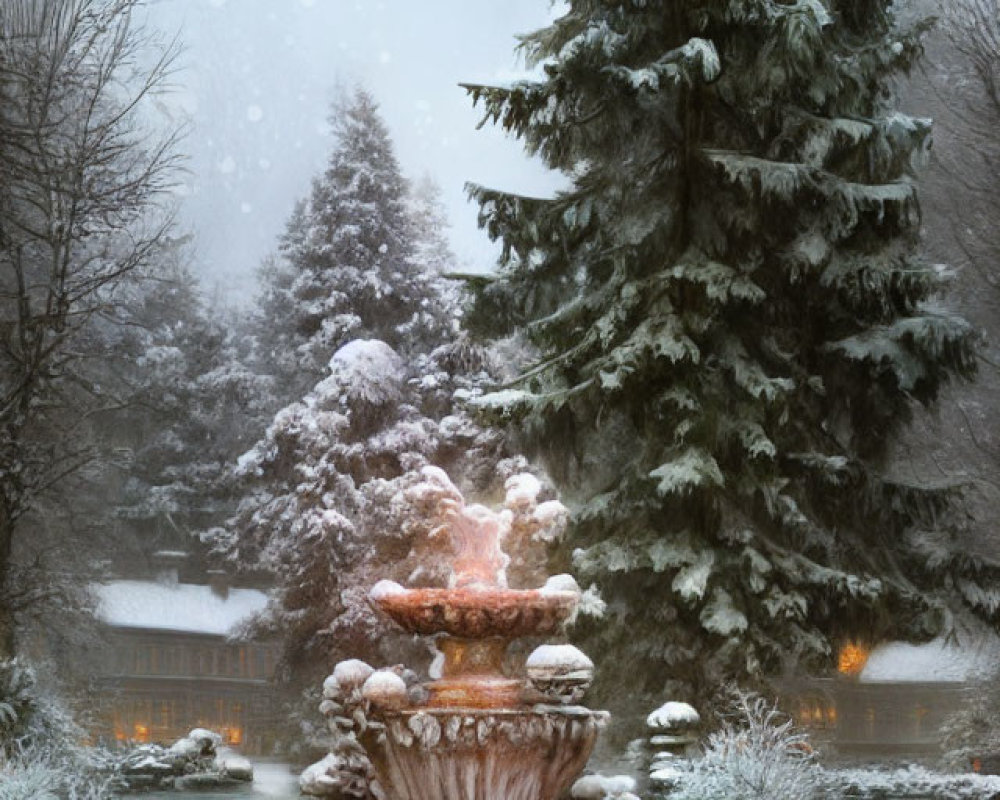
<box><xmin>120</xmin><ymin>759</ymin><xmax>299</xmax><ymax>799</ymax></box>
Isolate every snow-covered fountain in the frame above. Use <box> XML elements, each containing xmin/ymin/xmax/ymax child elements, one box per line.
<box><xmin>309</xmin><ymin>467</ymin><xmax>607</xmax><ymax>800</ymax></box>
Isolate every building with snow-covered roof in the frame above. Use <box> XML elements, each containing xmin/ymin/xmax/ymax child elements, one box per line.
<box><xmin>785</xmin><ymin>631</ymin><xmax>1000</xmax><ymax>759</ymax></box>
<box><xmin>88</xmin><ymin>573</ymin><xmax>282</xmax><ymax>753</ymax></box>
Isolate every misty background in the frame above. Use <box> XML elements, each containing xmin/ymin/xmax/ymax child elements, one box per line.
<box><xmin>143</xmin><ymin>0</ymin><xmax>569</xmax><ymax>302</ymax></box>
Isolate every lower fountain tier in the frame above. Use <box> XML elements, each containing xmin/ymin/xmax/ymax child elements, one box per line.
<box><xmin>364</xmin><ymin>706</ymin><xmax>609</xmax><ymax>800</ymax></box>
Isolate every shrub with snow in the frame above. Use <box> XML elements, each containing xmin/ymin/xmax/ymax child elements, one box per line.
<box><xmin>820</xmin><ymin>764</ymin><xmax>1000</xmax><ymax>799</ymax></box>
<box><xmin>0</xmin><ymin>659</ymin><xmax>117</xmax><ymax>798</ymax></box>
<box><xmin>940</xmin><ymin>669</ymin><xmax>1000</xmax><ymax>771</ymax></box>
<box><xmin>662</xmin><ymin>689</ymin><xmax>824</xmax><ymax>800</ymax></box>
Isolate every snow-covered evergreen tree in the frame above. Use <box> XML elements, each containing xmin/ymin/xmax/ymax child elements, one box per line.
<box><xmin>408</xmin><ymin>174</ymin><xmax>459</xmax><ymax>277</ymax></box>
<box><xmin>114</xmin><ymin>263</ymin><xmax>274</xmax><ymax>561</ymax></box>
<box><xmin>464</xmin><ymin>1</ymin><xmax>1000</xmax><ymax>704</ymax></box>
<box><xmin>254</xmin><ymin>89</ymin><xmax>457</xmax><ymax>401</ymax></box>
<box><xmin>212</xmin><ymin>337</ymin><xmax>562</xmax><ymax>682</ymax></box>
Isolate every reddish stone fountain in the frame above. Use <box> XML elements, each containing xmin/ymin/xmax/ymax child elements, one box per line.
<box><xmin>349</xmin><ymin>468</ymin><xmax>607</xmax><ymax>800</ymax></box>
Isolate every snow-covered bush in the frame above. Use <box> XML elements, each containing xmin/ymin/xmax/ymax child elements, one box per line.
<box><xmin>663</xmin><ymin>689</ymin><xmax>824</xmax><ymax>800</ymax></box>
<box><xmin>820</xmin><ymin>764</ymin><xmax>1000</xmax><ymax>799</ymax></box>
<box><xmin>0</xmin><ymin>658</ymin><xmax>78</xmax><ymax>756</ymax></box>
<box><xmin>940</xmin><ymin>671</ymin><xmax>1000</xmax><ymax>771</ymax></box>
<box><xmin>0</xmin><ymin>757</ymin><xmax>61</xmax><ymax>800</ymax></box>
<box><xmin>0</xmin><ymin>658</ymin><xmax>118</xmax><ymax>798</ymax></box>
<box><xmin>0</xmin><ymin>745</ymin><xmax>116</xmax><ymax>800</ymax></box>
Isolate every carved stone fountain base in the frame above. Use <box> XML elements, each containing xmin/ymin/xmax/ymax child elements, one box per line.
<box><xmin>365</xmin><ymin>707</ymin><xmax>609</xmax><ymax>800</ymax></box>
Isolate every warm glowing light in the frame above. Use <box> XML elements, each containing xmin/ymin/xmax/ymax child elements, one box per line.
<box><xmin>133</xmin><ymin>723</ymin><xmax>149</xmax><ymax>743</ymax></box>
<box><xmin>837</xmin><ymin>642</ymin><xmax>869</xmax><ymax>676</ymax></box>
<box><xmin>827</xmin><ymin>706</ymin><xmax>837</xmax><ymax>724</ymax></box>
<box><xmin>226</xmin><ymin>727</ymin><xmax>243</xmax><ymax>746</ymax></box>
<box><xmin>114</xmin><ymin>729</ymin><xmax>126</xmax><ymax>741</ymax></box>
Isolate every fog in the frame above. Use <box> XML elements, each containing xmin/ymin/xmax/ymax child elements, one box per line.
<box><xmin>143</xmin><ymin>0</ymin><xmax>569</xmax><ymax>303</ymax></box>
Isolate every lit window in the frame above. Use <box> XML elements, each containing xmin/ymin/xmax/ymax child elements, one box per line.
<box><xmin>837</xmin><ymin>642</ymin><xmax>869</xmax><ymax>676</ymax></box>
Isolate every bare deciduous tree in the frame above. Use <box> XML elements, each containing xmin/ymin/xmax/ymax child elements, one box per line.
<box><xmin>0</xmin><ymin>0</ymin><xmax>181</xmax><ymax>656</ymax></box>
<box><xmin>930</xmin><ymin>0</ymin><xmax>1000</xmax><ymax>293</ymax></box>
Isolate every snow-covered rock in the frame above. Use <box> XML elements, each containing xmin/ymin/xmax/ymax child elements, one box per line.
<box><xmin>167</xmin><ymin>727</ymin><xmax>221</xmax><ymax>759</ymax></box>
<box><xmin>117</xmin><ymin>729</ymin><xmax>252</xmax><ymax>792</ymax></box>
<box><xmin>322</xmin><ymin>673</ymin><xmax>341</xmax><ymax>699</ymax></box>
<box><xmin>299</xmin><ymin>749</ymin><xmax>376</xmax><ymax>798</ymax></box>
<box><xmin>217</xmin><ymin>748</ymin><xmax>253</xmax><ymax>781</ymax></box>
<box><xmin>526</xmin><ymin>644</ymin><xmax>593</xmax><ymax>673</ymax></box>
<box><xmin>571</xmin><ymin>773</ymin><xmax>638</xmax><ymax>799</ymax></box>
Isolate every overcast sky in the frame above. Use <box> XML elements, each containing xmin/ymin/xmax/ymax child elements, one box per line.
<box><xmin>142</xmin><ymin>0</ymin><xmax>569</xmax><ymax>304</ymax></box>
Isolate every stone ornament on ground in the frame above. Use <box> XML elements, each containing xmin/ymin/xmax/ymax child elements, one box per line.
<box><xmin>571</xmin><ymin>773</ymin><xmax>640</xmax><ymax>800</ymax></box>
<box><xmin>118</xmin><ymin>727</ymin><xmax>252</xmax><ymax>791</ymax></box>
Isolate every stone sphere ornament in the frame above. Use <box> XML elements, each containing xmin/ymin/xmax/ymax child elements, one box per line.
<box><xmin>526</xmin><ymin>644</ymin><xmax>594</xmax><ymax>704</ymax></box>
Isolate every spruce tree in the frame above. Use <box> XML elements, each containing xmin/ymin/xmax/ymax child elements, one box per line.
<box><xmin>213</xmin><ymin>336</ymin><xmax>569</xmax><ymax>683</ymax></box>
<box><xmin>115</xmin><ymin>262</ymin><xmax>273</xmax><ymax>562</ymax></box>
<box><xmin>255</xmin><ymin>89</ymin><xmax>456</xmax><ymax>400</ymax></box>
<box><xmin>464</xmin><ymin>1</ymin><xmax>1000</xmax><ymax>705</ymax></box>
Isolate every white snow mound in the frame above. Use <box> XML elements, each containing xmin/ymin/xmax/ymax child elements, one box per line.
<box><xmin>647</xmin><ymin>701</ymin><xmax>700</xmax><ymax>730</ymax></box>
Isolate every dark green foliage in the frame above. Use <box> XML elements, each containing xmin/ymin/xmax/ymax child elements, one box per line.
<box><xmin>465</xmin><ymin>0</ymin><xmax>1000</xmax><ymax>704</ymax></box>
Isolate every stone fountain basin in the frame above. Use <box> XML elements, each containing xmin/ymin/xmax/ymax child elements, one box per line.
<box><xmin>372</xmin><ymin>587</ymin><xmax>579</xmax><ymax>638</ymax></box>
<box><xmin>364</xmin><ymin>706</ymin><xmax>608</xmax><ymax>800</ymax></box>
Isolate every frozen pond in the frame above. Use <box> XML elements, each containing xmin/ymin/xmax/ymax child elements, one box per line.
<box><xmin>119</xmin><ymin>760</ymin><xmax>299</xmax><ymax>800</ymax></box>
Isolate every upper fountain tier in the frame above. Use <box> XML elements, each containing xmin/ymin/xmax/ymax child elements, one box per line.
<box><xmin>370</xmin><ymin>577</ymin><xmax>579</xmax><ymax>639</ymax></box>
<box><xmin>368</xmin><ymin>466</ymin><xmax>580</xmax><ymax>641</ymax></box>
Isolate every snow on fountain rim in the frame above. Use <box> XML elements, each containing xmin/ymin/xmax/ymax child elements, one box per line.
<box><xmin>378</xmin><ymin>706</ymin><xmax>609</xmax><ymax>721</ymax></box>
<box><xmin>370</xmin><ymin>579</ymin><xmax>408</xmax><ymax>600</ymax></box>
<box><xmin>540</xmin><ymin>574</ymin><xmax>581</xmax><ymax>596</ymax></box>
